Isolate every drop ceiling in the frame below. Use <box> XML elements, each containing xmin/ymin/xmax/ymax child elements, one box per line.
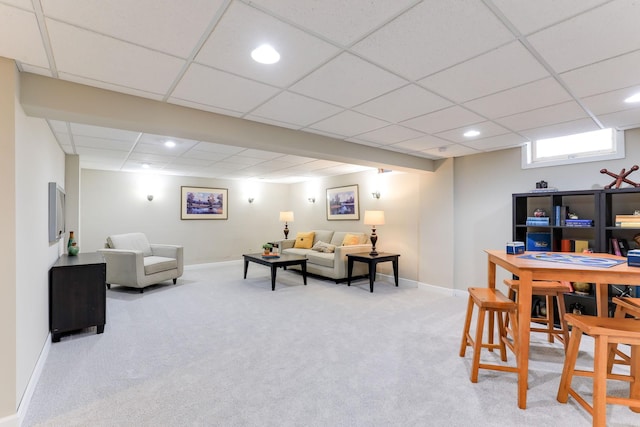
<box><xmin>2</xmin><ymin>0</ymin><xmax>640</xmax><ymax>183</ymax></box>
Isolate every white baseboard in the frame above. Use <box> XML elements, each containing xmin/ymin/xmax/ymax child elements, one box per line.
<box><xmin>0</xmin><ymin>414</ymin><xmax>18</xmax><ymax>427</ymax></box>
<box><xmin>15</xmin><ymin>333</ymin><xmax>51</xmax><ymax>426</ymax></box>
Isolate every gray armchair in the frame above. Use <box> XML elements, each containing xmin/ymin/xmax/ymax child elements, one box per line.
<box><xmin>98</xmin><ymin>232</ymin><xmax>183</xmax><ymax>293</ymax></box>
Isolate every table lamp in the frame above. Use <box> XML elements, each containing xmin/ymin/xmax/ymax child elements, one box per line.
<box><xmin>279</xmin><ymin>211</ymin><xmax>294</xmax><ymax>238</ymax></box>
<box><xmin>364</xmin><ymin>210</ymin><xmax>385</xmax><ymax>256</ymax></box>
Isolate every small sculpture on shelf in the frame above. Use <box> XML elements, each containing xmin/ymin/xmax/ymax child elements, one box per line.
<box><xmin>600</xmin><ymin>165</ymin><xmax>640</xmax><ymax>189</ymax></box>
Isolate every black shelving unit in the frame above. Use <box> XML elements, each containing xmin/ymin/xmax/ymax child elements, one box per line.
<box><xmin>513</xmin><ymin>188</ymin><xmax>640</xmax><ymax>317</ymax></box>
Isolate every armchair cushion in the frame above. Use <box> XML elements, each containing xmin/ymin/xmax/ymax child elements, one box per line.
<box><xmin>144</xmin><ymin>256</ymin><xmax>178</xmax><ymax>275</ymax></box>
<box><xmin>107</xmin><ymin>232</ymin><xmax>153</xmax><ymax>256</ymax></box>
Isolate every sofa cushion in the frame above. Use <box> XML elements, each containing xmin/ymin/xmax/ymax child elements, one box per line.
<box><xmin>306</xmin><ymin>252</ymin><xmax>335</xmax><ymax>268</ymax></box>
<box><xmin>283</xmin><ymin>248</ymin><xmax>312</xmax><ymax>257</ymax></box>
<box><xmin>312</xmin><ymin>230</ymin><xmax>334</xmax><ymax>245</ymax></box>
<box><xmin>108</xmin><ymin>232</ymin><xmax>153</xmax><ymax>256</ymax></box>
<box><xmin>144</xmin><ymin>256</ymin><xmax>178</xmax><ymax>275</ymax></box>
<box><xmin>294</xmin><ymin>231</ymin><xmax>315</xmax><ymax>249</ymax></box>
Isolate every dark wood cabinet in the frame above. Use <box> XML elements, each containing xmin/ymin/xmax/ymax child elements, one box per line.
<box><xmin>49</xmin><ymin>252</ymin><xmax>106</xmax><ymax>342</ymax></box>
<box><xmin>512</xmin><ymin>188</ymin><xmax>640</xmax><ymax>317</ymax></box>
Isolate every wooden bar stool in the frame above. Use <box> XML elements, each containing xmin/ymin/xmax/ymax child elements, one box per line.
<box><xmin>608</xmin><ymin>297</ymin><xmax>640</xmax><ymax>370</ymax></box>
<box><xmin>557</xmin><ymin>314</ymin><xmax>640</xmax><ymax>427</ymax></box>
<box><xmin>459</xmin><ymin>287</ymin><xmax>519</xmax><ymax>383</ymax></box>
<box><xmin>504</xmin><ymin>279</ymin><xmax>571</xmax><ymax>350</ymax></box>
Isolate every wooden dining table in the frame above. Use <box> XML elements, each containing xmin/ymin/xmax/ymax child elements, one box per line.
<box><xmin>485</xmin><ymin>249</ymin><xmax>640</xmax><ymax>409</ymax></box>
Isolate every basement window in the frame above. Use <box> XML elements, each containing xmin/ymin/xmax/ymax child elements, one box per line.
<box><xmin>522</xmin><ymin>128</ymin><xmax>624</xmax><ymax>169</ymax></box>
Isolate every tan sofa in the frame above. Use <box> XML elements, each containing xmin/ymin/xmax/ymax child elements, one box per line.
<box><xmin>98</xmin><ymin>232</ymin><xmax>184</xmax><ymax>293</ymax></box>
<box><xmin>279</xmin><ymin>230</ymin><xmax>371</xmax><ymax>282</ymax></box>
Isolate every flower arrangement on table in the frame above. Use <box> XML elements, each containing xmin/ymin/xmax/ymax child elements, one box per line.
<box><xmin>262</xmin><ymin>243</ymin><xmax>273</xmax><ymax>255</ymax></box>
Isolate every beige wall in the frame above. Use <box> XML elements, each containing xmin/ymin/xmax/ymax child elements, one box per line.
<box><xmin>0</xmin><ymin>57</ymin><xmax>66</xmax><ymax>427</ymax></box>
<box><xmin>0</xmin><ymin>56</ymin><xmax>18</xmax><ymax>426</ymax></box>
<box><xmin>453</xmin><ymin>128</ymin><xmax>640</xmax><ymax>293</ymax></box>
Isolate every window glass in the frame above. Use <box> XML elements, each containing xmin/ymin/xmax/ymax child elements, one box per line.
<box><xmin>522</xmin><ymin>128</ymin><xmax>624</xmax><ymax>168</ymax></box>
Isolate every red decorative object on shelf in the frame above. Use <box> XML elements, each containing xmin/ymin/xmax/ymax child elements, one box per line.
<box><xmin>600</xmin><ymin>165</ymin><xmax>640</xmax><ymax>189</ymax></box>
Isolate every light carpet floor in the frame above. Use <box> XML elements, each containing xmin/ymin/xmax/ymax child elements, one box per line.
<box><xmin>22</xmin><ymin>261</ymin><xmax>640</xmax><ymax>426</ymax></box>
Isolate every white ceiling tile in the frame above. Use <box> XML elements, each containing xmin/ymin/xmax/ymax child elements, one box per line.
<box><xmin>72</xmin><ymin>135</ymin><xmax>134</xmax><ymax>152</ymax></box>
<box><xmin>561</xmin><ymin>51</ymin><xmax>640</xmax><ymax>98</ymax></box>
<box><xmin>57</xmin><ymin>72</ymin><xmax>166</xmax><ymax>101</ymax></box>
<box><xmin>190</xmin><ymin>142</ymin><xmax>246</xmax><ymax>155</ymax></box>
<box><xmin>172</xmin><ymin>63</ymin><xmax>281</xmax><ymax>113</ymax></box>
<box><xmin>73</xmin><ymin>146</ymin><xmax>129</xmax><ymax>160</ymax></box>
<box><xmin>435</xmin><ymin>121</ymin><xmax>511</xmax><ymax>144</ymax></box>
<box><xmin>527</xmin><ymin>1</ymin><xmax>640</xmax><ymax>73</ymax></box>
<box><xmin>290</xmin><ymin>52</ymin><xmax>407</xmax><ymax>107</ymax></box>
<box><xmin>69</xmin><ymin>123</ymin><xmax>140</xmax><ymax>141</ymax></box>
<box><xmin>250</xmin><ymin>92</ymin><xmax>343</xmax><ymax>127</ymax></box>
<box><xmin>419</xmin><ymin>42</ymin><xmax>549</xmax><ymax>103</ymax></box>
<box><xmin>48</xmin><ymin>120</ymin><xmax>68</xmax><ymax>133</ymax></box>
<box><xmin>388</xmin><ymin>135</ymin><xmax>451</xmax><ymax>152</ymax></box>
<box><xmin>2</xmin><ymin>0</ymin><xmax>34</xmax><ymax>9</ymax></box>
<box><xmin>0</xmin><ymin>4</ymin><xmax>49</xmax><ymax>68</ymax></box>
<box><xmin>463</xmin><ymin>77</ymin><xmax>573</xmax><ymax>119</ymax></box>
<box><xmin>168</xmin><ymin>98</ymin><xmax>244</xmax><ymax>118</ymax></box>
<box><xmin>352</xmin><ymin>0</ymin><xmax>514</xmax><ymax>80</ymax></box>
<box><xmin>421</xmin><ymin>144</ymin><xmax>481</xmax><ymax>158</ymax></box>
<box><xmin>598</xmin><ymin>108</ymin><xmax>640</xmax><ymax>130</ymax></box>
<box><xmin>47</xmin><ymin>20</ymin><xmax>185</xmax><ymax>94</ymax></box>
<box><xmin>309</xmin><ymin>110</ymin><xmax>388</xmax><ymax>137</ymax></box>
<box><xmin>462</xmin><ymin>133</ymin><xmax>527</xmax><ymax>152</ymax></box>
<box><xmin>165</xmin><ymin>157</ymin><xmax>212</xmax><ymax>167</ymax></box>
<box><xmin>354</xmin><ymin>84</ymin><xmax>452</xmax><ymax>123</ymax></box>
<box><xmin>195</xmin><ymin>2</ymin><xmax>339</xmax><ymax>87</ymax></box>
<box><xmin>401</xmin><ymin>106</ymin><xmax>484</xmax><ymax>134</ymax></box>
<box><xmin>354</xmin><ymin>125</ymin><xmax>424</xmax><ymax>145</ymax></box>
<box><xmin>581</xmin><ymin>86</ymin><xmax>640</xmax><ymax>116</ymax></box>
<box><xmin>518</xmin><ymin>118</ymin><xmax>600</xmax><ymax>141</ymax></box>
<box><xmin>239</xmin><ymin>149</ymin><xmax>283</xmax><ymax>160</ymax></box>
<box><xmin>491</xmin><ymin>0</ymin><xmax>609</xmax><ymax>35</ymax></box>
<box><xmin>42</xmin><ymin>0</ymin><xmax>225</xmax><ymax>58</ymax></box>
<box><xmin>495</xmin><ymin>101</ymin><xmax>587</xmax><ymax>131</ymax></box>
<box><xmin>246</xmin><ymin>0</ymin><xmax>419</xmax><ymax>46</ymax></box>
<box><xmin>245</xmin><ymin>115</ymin><xmax>302</xmax><ymax>130</ymax></box>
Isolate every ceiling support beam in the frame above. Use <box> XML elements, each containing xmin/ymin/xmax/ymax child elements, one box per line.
<box><xmin>19</xmin><ymin>72</ymin><xmax>435</xmax><ymax>174</ymax></box>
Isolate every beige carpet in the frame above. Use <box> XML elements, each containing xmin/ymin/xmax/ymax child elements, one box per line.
<box><xmin>22</xmin><ymin>261</ymin><xmax>639</xmax><ymax>426</ymax></box>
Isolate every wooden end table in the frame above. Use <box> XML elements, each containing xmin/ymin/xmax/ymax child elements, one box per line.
<box><xmin>347</xmin><ymin>252</ymin><xmax>400</xmax><ymax>293</ymax></box>
<box><xmin>243</xmin><ymin>253</ymin><xmax>307</xmax><ymax>291</ymax></box>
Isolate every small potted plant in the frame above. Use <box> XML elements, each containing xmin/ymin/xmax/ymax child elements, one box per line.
<box><xmin>262</xmin><ymin>243</ymin><xmax>273</xmax><ymax>255</ymax></box>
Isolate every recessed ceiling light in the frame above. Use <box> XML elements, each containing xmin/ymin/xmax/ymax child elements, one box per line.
<box><xmin>251</xmin><ymin>44</ymin><xmax>280</xmax><ymax>64</ymax></box>
<box><xmin>624</xmin><ymin>92</ymin><xmax>640</xmax><ymax>103</ymax></box>
<box><xmin>141</xmin><ymin>163</ymin><xmax>150</xmax><ymax>169</ymax></box>
<box><xmin>165</xmin><ymin>140</ymin><xmax>176</xmax><ymax>148</ymax></box>
<box><xmin>464</xmin><ymin>130</ymin><xmax>480</xmax><ymax>137</ymax></box>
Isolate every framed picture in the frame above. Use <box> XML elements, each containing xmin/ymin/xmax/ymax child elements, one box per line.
<box><xmin>181</xmin><ymin>186</ymin><xmax>228</xmax><ymax>220</ymax></box>
<box><xmin>326</xmin><ymin>184</ymin><xmax>360</xmax><ymax>220</ymax></box>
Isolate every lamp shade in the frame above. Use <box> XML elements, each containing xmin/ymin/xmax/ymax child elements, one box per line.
<box><xmin>279</xmin><ymin>211</ymin><xmax>294</xmax><ymax>222</ymax></box>
<box><xmin>364</xmin><ymin>210</ymin><xmax>385</xmax><ymax>226</ymax></box>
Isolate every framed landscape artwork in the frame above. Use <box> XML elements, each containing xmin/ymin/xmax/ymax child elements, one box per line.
<box><xmin>181</xmin><ymin>186</ymin><xmax>228</xmax><ymax>220</ymax></box>
<box><xmin>326</xmin><ymin>184</ymin><xmax>359</xmax><ymax>220</ymax></box>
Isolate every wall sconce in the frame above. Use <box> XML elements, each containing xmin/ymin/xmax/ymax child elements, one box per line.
<box><xmin>371</xmin><ymin>191</ymin><xmax>380</xmax><ymax>199</ymax></box>
<box><xmin>147</xmin><ymin>194</ymin><xmax>154</xmax><ymax>201</ymax></box>
<box><xmin>248</xmin><ymin>197</ymin><xmax>254</xmax><ymax>203</ymax></box>
<box><xmin>308</xmin><ymin>197</ymin><xmax>315</xmax><ymax>203</ymax></box>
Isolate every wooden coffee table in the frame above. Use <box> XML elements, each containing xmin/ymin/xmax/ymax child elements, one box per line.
<box><xmin>243</xmin><ymin>253</ymin><xmax>307</xmax><ymax>291</ymax></box>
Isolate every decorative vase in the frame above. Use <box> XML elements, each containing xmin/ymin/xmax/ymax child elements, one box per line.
<box><xmin>67</xmin><ymin>231</ymin><xmax>79</xmax><ymax>256</ymax></box>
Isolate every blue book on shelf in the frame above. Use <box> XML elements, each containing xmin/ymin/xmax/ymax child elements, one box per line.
<box><xmin>526</xmin><ymin>232</ymin><xmax>552</xmax><ymax>251</ymax></box>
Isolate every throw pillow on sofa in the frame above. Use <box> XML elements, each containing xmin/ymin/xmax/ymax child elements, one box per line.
<box><xmin>312</xmin><ymin>241</ymin><xmax>336</xmax><ymax>253</ymax></box>
<box><xmin>294</xmin><ymin>231</ymin><xmax>315</xmax><ymax>249</ymax></box>
<box><xmin>342</xmin><ymin>233</ymin><xmax>361</xmax><ymax>246</ymax></box>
